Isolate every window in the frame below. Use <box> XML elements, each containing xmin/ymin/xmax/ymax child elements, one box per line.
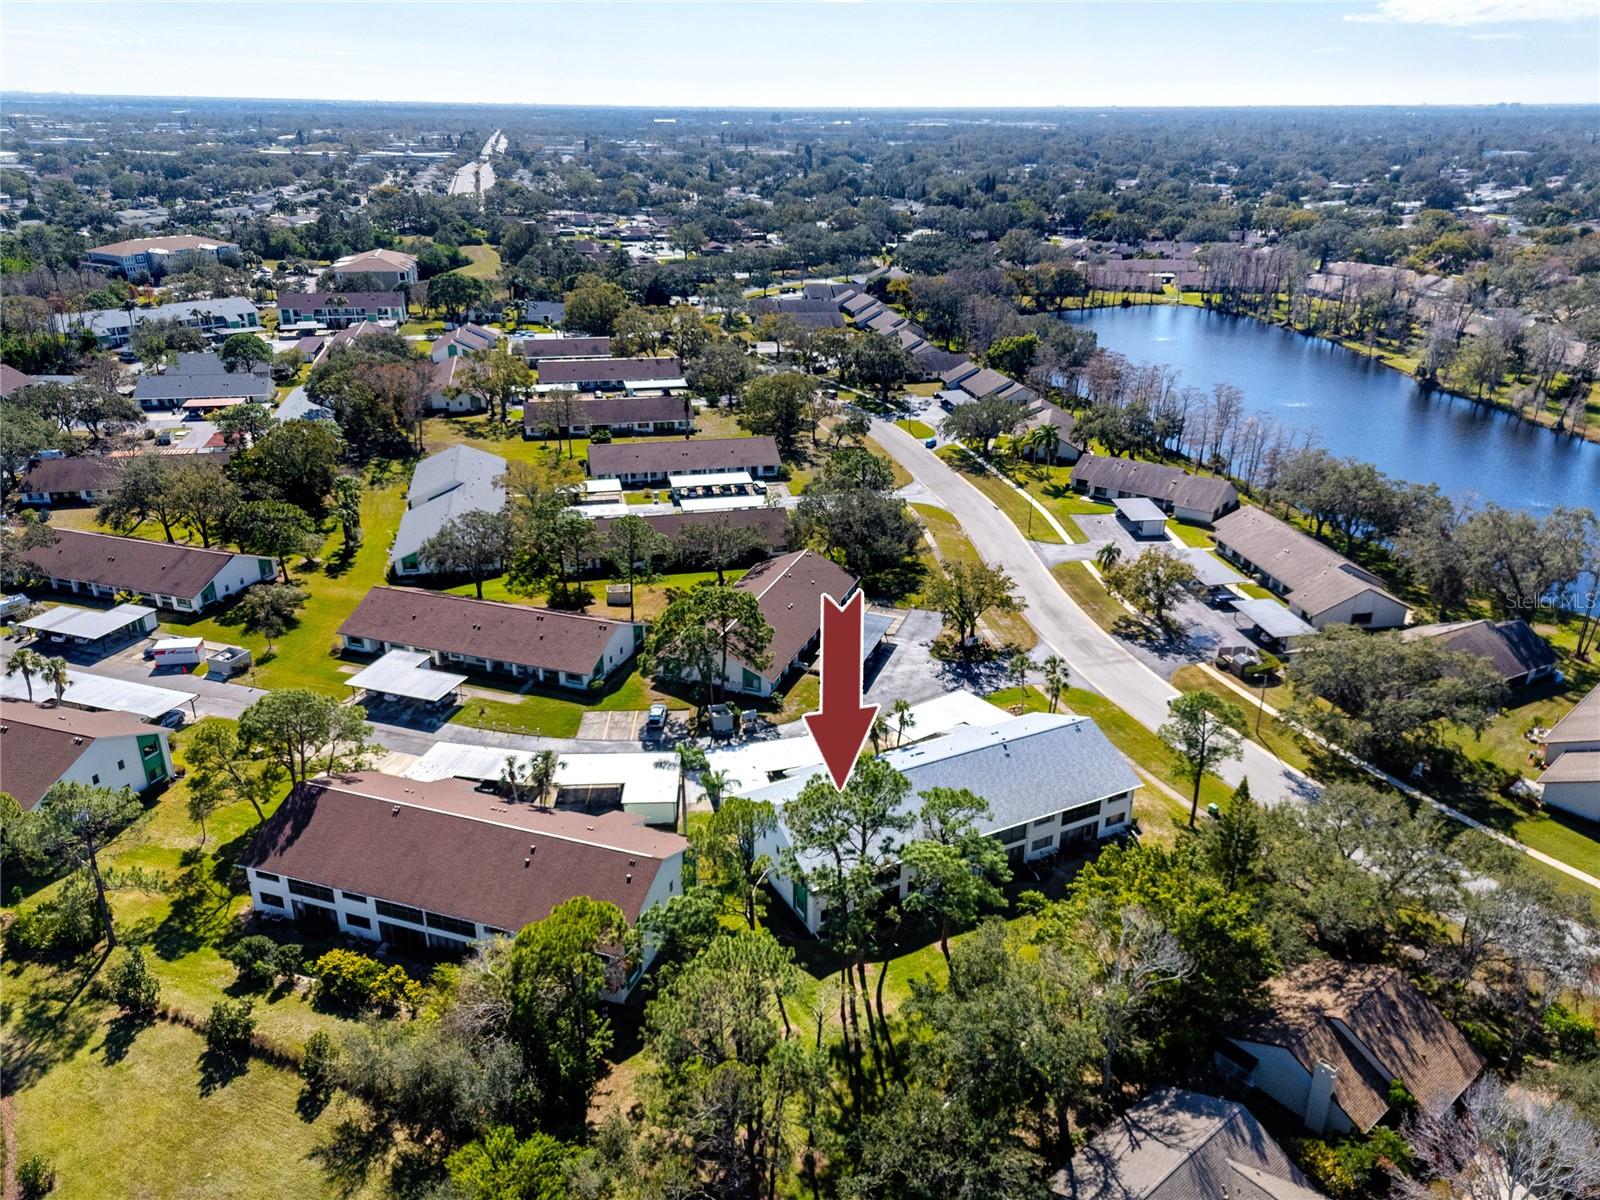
<box><xmin>1351</xmin><ymin>612</ymin><xmax>1373</xmax><ymax>626</ymax></box>
<box><xmin>340</xmin><ymin>891</ymin><xmax>368</xmax><ymax>904</ymax></box>
<box><xmin>91</xmin><ymin>774</ymin><xmax>101</xmax><ymax>785</ymax></box>
<box><xmin>257</xmin><ymin>892</ymin><xmax>284</xmax><ymax>908</ymax></box>
<box><xmin>1030</xmin><ymin>835</ymin><xmax>1055</xmax><ymax>852</ymax></box>
<box><xmin>426</xmin><ymin>932</ymin><xmax>468</xmax><ymax>955</ymax></box>
<box><xmin>376</xmin><ymin>899</ymin><xmax>425</xmax><ymax>925</ymax></box>
<box><xmin>142</xmin><ymin>742</ymin><xmax>160</xmax><ymax>758</ymax></box>
<box><xmin>426</xmin><ymin>911</ymin><xmax>478</xmax><ymax>937</ymax></box>
<box><xmin>1031</xmin><ymin>815</ymin><xmax>1055</xmax><ymax>828</ymax></box>
<box><xmin>995</xmin><ymin>823</ymin><xmax>1027</xmax><ymax>845</ymax></box>
<box><xmin>117</xmin><ymin>760</ymin><xmax>126</xmax><ymax>771</ymax></box>
<box><xmin>254</xmin><ymin>870</ymin><xmax>280</xmax><ymax>883</ymax></box>
<box><xmin>1059</xmin><ymin>801</ymin><xmax>1102</xmax><ymax>827</ymax></box>
<box><xmin>344</xmin><ymin>914</ymin><xmax>372</xmax><ymax>930</ymax></box>
<box><xmin>287</xmin><ymin>878</ymin><xmax>336</xmax><ymax>902</ymax></box>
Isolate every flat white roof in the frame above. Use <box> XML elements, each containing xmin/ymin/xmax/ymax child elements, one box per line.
<box><xmin>0</xmin><ymin>668</ymin><xmax>195</xmax><ymax>720</ymax></box>
<box><xmin>1113</xmin><ymin>496</ymin><xmax>1167</xmax><ymax>523</ymax></box>
<box><xmin>675</xmin><ymin>494</ymin><xmax>768</xmax><ymax>513</ymax></box>
<box><xmin>403</xmin><ymin>742</ymin><xmax>679</xmax><ymax>814</ymax></box>
<box><xmin>22</xmin><ymin>603</ymin><xmax>156</xmax><ymax>641</ymax></box>
<box><xmin>584</xmin><ymin>479</ymin><xmax>623</xmax><ymax>495</ymax></box>
<box><xmin>670</xmin><ymin>470</ymin><xmax>754</xmax><ymax>489</ymax></box>
<box><xmin>1173</xmin><ymin>547</ymin><xmax>1248</xmax><ymax>588</ymax></box>
<box><xmin>1232</xmin><ymin>597</ymin><xmax>1317</xmax><ymax>639</ymax></box>
<box><xmin>153</xmin><ymin>636</ymin><xmax>204</xmax><ymax>651</ymax></box>
<box><xmin>344</xmin><ymin>649</ymin><xmax>466</xmax><ymax>703</ymax></box>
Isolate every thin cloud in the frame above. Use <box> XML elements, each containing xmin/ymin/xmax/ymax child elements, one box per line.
<box><xmin>1348</xmin><ymin>0</ymin><xmax>1594</xmax><ymax>24</ymax></box>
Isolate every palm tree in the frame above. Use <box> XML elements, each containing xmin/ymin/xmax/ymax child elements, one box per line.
<box><xmin>5</xmin><ymin>648</ymin><xmax>46</xmax><ymax>701</ymax></box>
<box><xmin>1007</xmin><ymin>651</ymin><xmax>1031</xmax><ymax>703</ymax></box>
<box><xmin>891</xmin><ymin>697</ymin><xmax>916</xmax><ymax>748</ymax></box>
<box><xmin>699</xmin><ymin>768</ymin><xmax>739</xmax><ymax>813</ymax></box>
<box><xmin>41</xmin><ymin>656</ymin><xmax>70</xmax><ymax>705</ymax></box>
<box><xmin>1026</xmin><ymin>422</ymin><xmax>1061</xmax><ymax>468</ymax></box>
<box><xmin>529</xmin><ymin>750</ymin><xmax>560</xmax><ymax>809</ymax></box>
<box><xmin>1042</xmin><ymin>654</ymin><xmax>1069</xmax><ymax>714</ymax></box>
<box><xmin>1095</xmin><ymin>542</ymin><xmax>1122</xmax><ymax>573</ymax></box>
<box><xmin>501</xmin><ymin>754</ymin><xmax>535</xmax><ymax>804</ymax></box>
<box><xmin>868</xmin><ymin>711</ymin><xmax>891</xmax><ymax>755</ymax></box>
<box><xmin>675</xmin><ymin>743</ymin><xmax>708</xmax><ymax>833</ymax></box>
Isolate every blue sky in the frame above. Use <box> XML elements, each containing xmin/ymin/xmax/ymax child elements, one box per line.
<box><xmin>3</xmin><ymin>1</ymin><xmax>1595</xmax><ymax>107</ymax></box>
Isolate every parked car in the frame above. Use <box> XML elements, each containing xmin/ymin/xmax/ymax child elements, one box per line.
<box><xmin>644</xmin><ymin>702</ymin><xmax>668</xmax><ymax>737</ymax></box>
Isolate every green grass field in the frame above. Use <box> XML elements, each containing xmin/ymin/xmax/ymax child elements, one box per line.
<box><xmin>1165</xmin><ymin>520</ymin><xmax>1214</xmax><ymax>548</ymax></box>
<box><xmin>1171</xmin><ymin>664</ymin><xmax>1314</xmax><ymax>774</ymax></box>
<box><xmin>909</xmin><ymin>503</ymin><xmax>1037</xmax><ymax>651</ymax></box>
<box><xmin>1051</xmin><ymin>560</ymin><xmax>1135</xmax><ymax>633</ymax></box>
<box><xmin>894</xmin><ymin>418</ymin><xmax>936</xmax><ymax>440</ymax></box>
<box><xmin>934</xmin><ymin>449</ymin><xmax>1065</xmax><ymax>545</ymax></box>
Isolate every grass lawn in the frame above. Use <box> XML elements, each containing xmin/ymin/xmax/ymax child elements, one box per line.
<box><xmin>453</xmin><ymin>243</ymin><xmax>502</xmax><ymax>283</ymax></box>
<box><xmin>909</xmin><ymin>504</ymin><xmax>1037</xmax><ymax>652</ymax></box>
<box><xmin>1003</xmin><ymin>464</ymin><xmax>1110</xmax><ymax>544</ymax></box>
<box><xmin>449</xmin><ymin>666</ymin><xmax>683</xmax><ymax>738</ymax></box>
<box><xmin>934</xmin><ymin>449</ymin><xmax>1065</xmax><ymax>545</ymax></box>
<box><xmin>863</xmin><ymin>435</ymin><xmax>914</xmax><ymax>490</ymax></box>
<box><xmin>1165</xmin><ymin>520</ymin><xmax>1214</xmax><ymax>548</ymax></box>
<box><xmin>1171</xmin><ymin>664</ymin><xmax>1314</xmax><ymax>774</ymax></box>
<box><xmin>1059</xmin><ymin>685</ymin><xmax>1235</xmax><ymax>817</ymax></box>
<box><xmin>1051</xmin><ymin>561</ymin><xmax>1134</xmax><ymax>632</ymax></box>
<box><xmin>894</xmin><ymin>418</ymin><xmax>937</xmax><ymax>440</ymax></box>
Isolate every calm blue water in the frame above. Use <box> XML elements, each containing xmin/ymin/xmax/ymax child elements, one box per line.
<box><xmin>1066</xmin><ymin>305</ymin><xmax>1600</xmax><ymax>518</ymax></box>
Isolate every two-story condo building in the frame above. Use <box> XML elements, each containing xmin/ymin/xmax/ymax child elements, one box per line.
<box><xmin>0</xmin><ymin>700</ymin><xmax>174</xmax><ymax>809</ymax></box>
<box><xmin>84</xmin><ymin>234</ymin><xmax>241</xmax><ymax>278</ymax></box>
<box><xmin>275</xmin><ymin>291</ymin><xmax>407</xmax><ymax>329</ymax></box>
<box><xmin>54</xmin><ymin>297</ymin><xmax>260</xmax><ymax>350</ymax></box>
<box><xmin>331</xmin><ymin>248</ymin><xmax>418</xmax><ymax>289</ymax></box>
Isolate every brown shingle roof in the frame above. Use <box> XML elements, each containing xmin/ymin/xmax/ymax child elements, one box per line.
<box><xmin>338</xmin><ymin>587</ymin><xmax>637</xmax><ymax>676</ymax></box>
<box><xmin>536</xmin><ymin>356</ymin><xmax>682</xmax><ymax>386</ymax></box>
<box><xmin>1238</xmin><ymin>960</ymin><xmax>1483</xmax><ymax>1131</ymax></box>
<box><xmin>1402</xmin><ymin>619</ymin><xmax>1557</xmax><ymax>683</ymax></box>
<box><xmin>240</xmin><ymin>772</ymin><xmax>685</xmax><ymax>930</ymax></box>
<box><xmin>1545</xmin><ymin>685</ymin><xmax>1600</xmax><ymax>753</ymax></box>
<box><xmin>20</xmin><ymin>529</ymin><xmax>243</xmax><ymax>599</ymax></box>
<box><xmin>0</xmin><ymin>700</ymin><xmax>159</xmax><ymax>809</ymax></box>
<box><xmin>1073</xmin><ymin>454</ymin><xmax>1240</xmax><ymax>519</ymax></box>
<box><xmin>1212</xmin><ymin>507</ymin><xmax>1401</xmax><ymax>617</ymax></box>
<box><xmin>0</xmin><ymin>364</ymin><xmax>37</xmax><ymax>397</ymax></box>
<box><xmin>524</xmin><ymin>394</ymin><xmax>689</xmax><ymax>432</ymax></box>
<box><xmin>20</xmin><ymin>456</ymin><xmax>122</xmax><ymax>495</ymax></box>
<box><xmin>735</xmin><ymin>549</ymin><xmax>856</xmax><ymax>683</ymax></box>
<box><xmin>514</xmin><ymin>336</ymin><xmax>612</xmax><ymax>360</ymax></box>
<box><xmin>591</xmin><ymin>507</ymin><xmax>789</xmax><ymax>550</ymax></box>
<box><xmin>588</xmin><ymin>437</ymin><xmax>780</xmax><ymax>478</ymax></box>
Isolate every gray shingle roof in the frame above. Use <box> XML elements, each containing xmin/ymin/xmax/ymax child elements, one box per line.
<box><xmin>1072</xmin><ymin>454</ymin><xmax>1239</xmax><ymax>520</ymax></box>
<box><xmin>133</xmin><ymin>360</ymin><xmax>274</xmax><ymax>404</ymax></box>
<box><xmin>393</xmin><ymin>445</ymin><xmax>507</xmax><ymax>567</ymax></box>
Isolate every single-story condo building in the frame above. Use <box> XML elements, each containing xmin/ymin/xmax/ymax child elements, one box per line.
<box><xmin>331</xmin><ymin>248</ymin><xmax>418</xmax><ymax>289</ymax></box>
<box><xmin>588</xmin><ymin>436</ymin><xmax>781</xmax><ymax>485</ymax></box>
<box><xmin>0</xmin><ymin>699</ymin><xmax>174</xmax><ymax>809</ymax></box>
<box><xmin>240</xmin><ymin>770</ymin><xmax>686</xmax><ymax>992</ymax></box>
<box><xmin>1402</xmin><ymin>618</ymin><xmax>1558</xmax><ymax>688</ymax></box>
<box><xmin>339</xmin><ymin>586</ymin><xmax>644</xmax><ymax>691</ymax></box>
<box><xmin>430</xmin><ymin>323</ymin><xmax>500</xmax><ymax>362</ymax></box>
<box><xmin>1071</xmin><ymin>454</ymin><xmax>1240</xmax><ymax>524</ymax></box>
<box><xmin>20</xmin><ymin>529</ymin><xmax>275</xmax><ymax>613</ymax></box>
<box><xmin>525</xmin><ymin>394</ymin><xmax>693</xmax><ymax>439</ymax></box>
<box><xmin>53</xmin><ymin>297</ymin><xmax>261</xmax><ymax>349</ymax></box>
<box><xmin>1212</xmin><ymin>507</ymin><xmax>1408</xmax><ymax>630</ymax></box>
<box><xmin>745</xmin><ymin>712</ymin><xmax>1140</xmax><ymax>934</ymax></box>
<box><xmin>275</xmin><ymin>291</ymin><xmax>407</xmax><ymax>329</ymax></box>
<box><xmin>391</xmin><ymin>444</ymin><xmax>507</xmax><ymax>577</ymax></box>
<box><xmin>536</xmin><ymin>356</ymin><xmax>683</xmax><ymax>393</ymax></box>
<box><xmin>132</xmin><ymin>352</ymin><xmax>274</xmax><ymax>411</ymax></box>
<box><xmin>425</xmin><ymin>354</ymin><xmax>486</xmax><ymax>414</ymax></box>
<box><xmin>17</xmin><ymin>455</ymin><xmax>122</xmax><ymax>506</ymax></box>
<box><xmin>1218</xmin><ymin>959</ymin><xmax>1482</xmax><ymax>1136</ymax></box>
<box><xmin>513</xmin><ymin>335</ymin><xmax>612</xmax><ymax>363</ymax></box>
<box><xmin>84</xmin><ymin>234</ymin><xmax>241</xmax><ymax>277</ymax></box>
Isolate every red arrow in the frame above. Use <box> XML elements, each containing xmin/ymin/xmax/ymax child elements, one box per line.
<box><xmin>803</xmin><ymin>591</ymin><xmax>880</xmax><ymax>792</ymax></box>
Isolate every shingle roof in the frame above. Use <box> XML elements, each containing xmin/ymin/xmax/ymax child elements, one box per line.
<box><xmin>537</xmin><ymin>357</ymin><xmax>682</xmax><ymax>386</ymax></box>
<box><xmin>20</xmin><ymin>456</ymin><xmax>122</xmax><ymax>495</ymax></box>
<box><xmin>514</xmin><ymin>335</ymin><xmax>612</xmax><ymax>360</ymax></box>
<box><xmin>1211</xmin><ymin>507</ymin><xmax>1401</xmax><ymax>617</ymax></box>
<box><xmin>1</xmin><ymin>364</ymin><xmax>38</xmax><ymax>397</ymax></box>
<box><xmin>1544</xmin><ymin>684</ymin><xmax>1600</xmax><ymax>752</ymax></box>
<box><xmin>1402</xmin><ymin>619</ymin><xmax>1557</xmax><ymax>682</ymax></box>
<box><xmin>734</xmin><ymin>549</ymin><xmax>857</xmax><ymax>683</ymax></box>
<box><xmin>0</xmin><ymin>699</ymin><xmax>160</xmax><ymax>809</ymax></box>
<box><xmin>394</xmin><ymin>446</ymin><xmax>507</xmax><ymax>565</ymax></box>
<box><xmin>591</xmin><ymin>507</ymin><xmax>789</xmax><ymax>550</ymax></box>
<box><xmin>1073</xmin><ymin>454</ymin><xmax>1240</xmax><ymax>519</ymax></box>
<box><xmin>89</xmin><ymin>234</ymin><xmax>235</xmax><ymax>257</ymax></box>
<box><xmin>1236</xmin><ymin>960</ymin><xmax>1483</xmax><ymax>1132</ymax></box>
<box><xmin>133</xmin><ymin>363</ymin><xmax>274</xmax><ymax>404</ymax></box>
<box><xmin>1051</xmin><ymin>1089</ymin><xmax>1324</xmax><ymax>1200</ymax></box>
<box><xmin>1539</xmin><ymin>750</ymin><xmax>1600</xmax><ymax>785</ymax></box>
<box><xmin>959</xmin><ymin>366</ymin><xmax>1015</xmax><ymax>398</ymax></box>
<box><xmin>588</xmin><ymin>437</ymin><xmax>781</xmax><ymax>478</ymax></box>
<box><xmin>339</xmin><ymin>587</ymin><xmax>636</xmax><ymax>676</ymax></box>
<box><xmin>525</xmin><ymin>394</ymin><xmax>689</xmax><ymax>431</ymax></box>
<box><xmin>332</xmin><ymin>248</ymin><xmax>417</xmax><ymax>273</ymax></box>
<box><xmin>21</xmin><ymin>529</ymin><xmax>243</xmax><ymax>600</ymax></box>
<box><xmin>240</xmin><ymin>771</ymin><xmax>684</xmax><ymax>931</ymax></box>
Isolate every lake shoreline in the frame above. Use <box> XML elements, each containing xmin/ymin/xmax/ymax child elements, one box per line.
<box><xmin>1071</xmin><ymin>294</ymin><xmax>1600</xmax><ymax>448</ymax></box>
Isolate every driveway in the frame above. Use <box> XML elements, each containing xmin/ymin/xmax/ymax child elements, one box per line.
<box><xmin>864</xmin><ymin>608</ymin><xmax>950</xmax><ymax>707</ymax></box>
<box><xmin>868</xmin><ymin>418</ymin><xmax>1314</xmax><ymax>807</ymax></box>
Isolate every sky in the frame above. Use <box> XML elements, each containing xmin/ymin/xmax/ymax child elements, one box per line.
<box><xmin>2</xmin><ymin>0</ymin><xmax>1596</xmax><ymax>109</ymax></box>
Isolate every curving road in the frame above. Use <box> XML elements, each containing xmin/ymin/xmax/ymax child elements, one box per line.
<box><xmin>869</xmin><ymin>417</ymin><xmax>1316</xmax><ymax>808</ymax></box>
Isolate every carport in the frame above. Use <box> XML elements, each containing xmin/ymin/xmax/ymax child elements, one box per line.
<box><xmin>21</xmin><ymin>603</ymin><xmax>158</xmax><ymax>653</ymax></box>
<box><xmin>1112</xmin><ymin>497</ymin><xmax>1167</xmax><ymax>538</ymax></box>
<box><xmin>1232</xmin><ymin>597</ymin><xmax>1316</xmax><ymax>652</ymax></box>
<box><xmin>0</xmin><ymin>666</ymin><xmax>198</xmax><ymax>722</ymax></box>
<box><xmin>344</xmin><ymin>649</ymin><xmax>466</xmax><ymax>706</ymax></box>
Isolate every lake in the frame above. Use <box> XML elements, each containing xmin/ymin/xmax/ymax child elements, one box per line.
<box><xmin>1065</xmin><ymin>304</ymin><xmax>1600</xmax><ymax>518</ymax></box>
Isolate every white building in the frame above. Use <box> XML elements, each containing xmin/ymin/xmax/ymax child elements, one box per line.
<box><xmin>0</xmin><ymin>700</ymin><xmax>174</xmax><ymax>809</ymax></box>
<box><xmin>21</xmin><ymin>529</ymin><xmax>275</xmax><ymax>613</ymax></box>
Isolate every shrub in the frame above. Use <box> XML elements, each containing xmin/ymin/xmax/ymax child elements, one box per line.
<box><xmin>312</xmin><ymin>948</ymin><xmax>384</xmax><ymax>1010</ymax></box>
<box><xmin>17</xmin><ymin>1155</ymin><xmax>56</xmax><ymax>1200</ymax></box>
<box><xmin>301</xmin><ymin>1029</ymin><xmax>340</xmax><ymax>1095</ymax></box>
<box><xmin>106</xmin><ymin>945</ymin><xmax>160</xmax><ymax>1015</ymax></box>
<box><xmin>204</xmin><ymin>997</ymin><xmax>256</xmax><ymax>1059</ymax></box>
<box><xmin>223</xmin><ymin>935</ymin><xmax>280</xmax><ymax>989</ymax></box>
<box><xmin>271</xmin><ymin>942</ymin><xmax>305</xmax><ymax>984</ymax></box>
<box><xmin>1543</xmin><ymin>1003</ymin><xmax>1599</xmax><ymax>1062</ymax></box>
<box><xmin>7</xmin><ymin>872</ymin><xmax>100</xmax><ymax>958</ymax></box>
<box><xmin>589</xmin><ymin>427</ymin><xmax>612</xmax><ymax>443</ymax></box>
<box><xmin>1241</xmin><ymin>651</ymin><xmax>1282</xmax><ymax>683</ymax></box>
<box><xmin>1459</xmin><ymin>1018</ymin><xmax>1508</xmax><ymax>1062</ymax></box>
<box><xmin>1287</xmin><ymin>1138</ymin><xmax>1357</xmax><ymax>1200</ymax></box>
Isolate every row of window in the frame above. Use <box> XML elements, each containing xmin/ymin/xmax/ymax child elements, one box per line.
<box><xmin>255</xmin><ymin>872</ymin><xmax>484</xmax><ymax>941</ymax></box>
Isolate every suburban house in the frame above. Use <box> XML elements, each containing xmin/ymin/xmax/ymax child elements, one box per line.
<box><xmin>315</xmin><ymin>320</ymin><xmax>386</xmax><ymax>362</ymax></box>
<box><xmin>940</xmin><ymin>360</ymin><xmax>982</xmax><ymax>390</ymax></box>
<box><xmin>1403</xmin><ymin>619</ymin><xmax>1558</xmax><ymax>688</ymax></box>
<box><xmin>1212</xmin><ymin>507</ymin><xmax>1409</xmax><ymax>630</ymax></box>
<box><xmin>240</xmin><ymin>770</ymin><xmax>686</xmax><ymax>992</ymax></box>
<box><xmin>841</xmin><ymin>292</ymin><xmax>882</xmax><ymax>322</ymax></box>
<box><xmin>514</xmin><ymin>334</ymin><xmax>612</xmax><ymax>363</ymax></box>
<box><xmin>20</xmin><ymin>529</ymin><xmax>275</xmax><ymax>612</ymax></box>
<box><xmin>525</xmin><ymin>394</ymin><xmax>693</xmax><ymax>439</ymax></box>
<box><xmin>0</xmin><ymin>699</ymin><xmax>174</xmax><ymax>809</ymax></box>
<box><xmin>1218</xmin><ymin>960</ymin><xmax>1483</xmax><ymax>1135</ymax></box>
<box><xmin>426</xmin><ymin>354</ymin><xmax>486</xmax><ymax>413</ymax></box>
<box><xmin>430</xmin><ymin>323</ymin><xmax>499</xmax><ymax>362</ymax></box>
<box><xmin>1537</xmin><ymin>685</ymin><xmax>1600</xmax><ymax>822</ymax></box>
<box><xmin>17</xmin><ymin>456</ymin><xmax>121</xmax><ymax>506</ymax></box>
<box><xmin>746</xmin><ymin>712</ymin><xmax>1141</xmax><ymax>934</ymax></box>
<box><xmin>275</xmin><ymin>291</ymin><xmax>407</xmax><ymax>329</ymax></box>
<box><xmin>84</xmin><ymin>234</ymin><xmax>241</xmax><ymax>277</ymax></box>
<box><xmin>1071</xmin><ymin>454</ymin><xmax>1240</xmax><ymax>524</ymax></box>
<box><xmin>54</xmin><ymin>297</ymin><xmax>260</xmax><ymax>349</ymax></box>
<box><xmin>1018</xmin><ymin>403</ymin><xmax>1082</xmax><ymax>463</ymax></box>
<box><xmin>909</xmin><ymin>342</ymin><xmax>968</xmax><ymax>379</ymax></box>
<box><xmin>391</xmin><ymin>445</ymin><xmax>507</xmax><ymax>577</ymax></box>
<box><xmin>588</xmin><ymin>436</ymin><xmax>781</xmax><ymax>485</ymax></box>
<box><xmin>535</xmin><ymin>356</ymin><xmax>684</xmax><ymax>393</ymax></box>
<box><xmin>1050</xmin><ymin>1089</ymin><xmax>1324</xmax><ymax>1200</ymax></box>
<box><xmin>956</xmin><ymin>365</ymin><xmax>1014</xmax><ymax>399</ymax></box>
<box><xmin>339</xmin><ymin>587</ymin><xmax>644</xmax><ymax>691</ymax></box>
<box><xmin>132</xmin><ymin>351</ymin><xmax>273</xmax><ymax>412</ymax></box>
<box><xmin>331</xmin><ymin>248</ymin><xmax>418</xmax><ymax>288</ymax></box>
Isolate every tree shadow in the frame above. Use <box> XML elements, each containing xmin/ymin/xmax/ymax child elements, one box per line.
<box><xmin>0</xmin><ymin>951</ymin><xmax>108</xmax><ymax>1093</ymax></box>
<box><xmin>311</xmin><ymin>1114</ymin><xmax>391</xmax><ymax>1199</ymax></box>
<box><xmin>197</xmin><ymin>1043</ymin><xmax>249</xmax><ymax>1095</ymax></box>
<box><xmin>296</xmin><ymin>1081</ymin><xmax>333</xmax><ymax>1122</ymax></box>
<box><xmin>98</xmin><ymin>1010</ymin><xmax>154</xmax><ymax>1066</ymax></box>
<box><xmin>149</xmin><ymin>861</ymin><xmax>241</xmax><ymax>963</ymax></box>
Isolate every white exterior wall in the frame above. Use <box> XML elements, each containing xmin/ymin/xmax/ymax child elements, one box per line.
<box><xmin>1231</xmin><ymin>1038</ymin><xmax>1356</xmax><ymax>1135</ymax></box>
<box><xmin>426</xmin><ymin>388</ymin><xmax>486</xmax><ymax>414</ymax></box>
<box><xmin>1301</xmin><ymin>588</ymin><xmax>1409</xmax><ymax>631</ymax></box>
<box><xmin>60</xmin><ymin>731</ymin><xmax>172</xmax><ymax>795</ymax></box>
<box><xmin>341</xmin><ymin>619</ymin><xmax>640</xmax><ymax>691</ymax></box>
<box><xmin>1173</xmin><ymin>501</ymin><xmax>1219</xmax><ymax>524</ymax></box>
<box><xmin>1540</xmin><ymin>779</ymin><xmax>1600</xmax><ymax>822</ymax></box>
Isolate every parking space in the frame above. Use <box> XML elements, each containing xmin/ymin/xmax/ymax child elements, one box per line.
<box><xmin>865</xmin><ymin>608</ymin><xmax>950</xmax><ymax>706</ymax></box>
<box><xmin>1076</xmin><ymin>513</ymin><xmax>1173</xmax><ymax>556</ymax></box>
<box><xmin>576</xmin><ymin>709</ymin><xmax>651</xmax><ymax>741</ymax></box>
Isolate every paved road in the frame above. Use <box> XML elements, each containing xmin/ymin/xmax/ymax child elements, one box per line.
<box><xmin>871</xmin><ymin>418</ymin><xmax>1315</xmax><ymax>808</ymax></box>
